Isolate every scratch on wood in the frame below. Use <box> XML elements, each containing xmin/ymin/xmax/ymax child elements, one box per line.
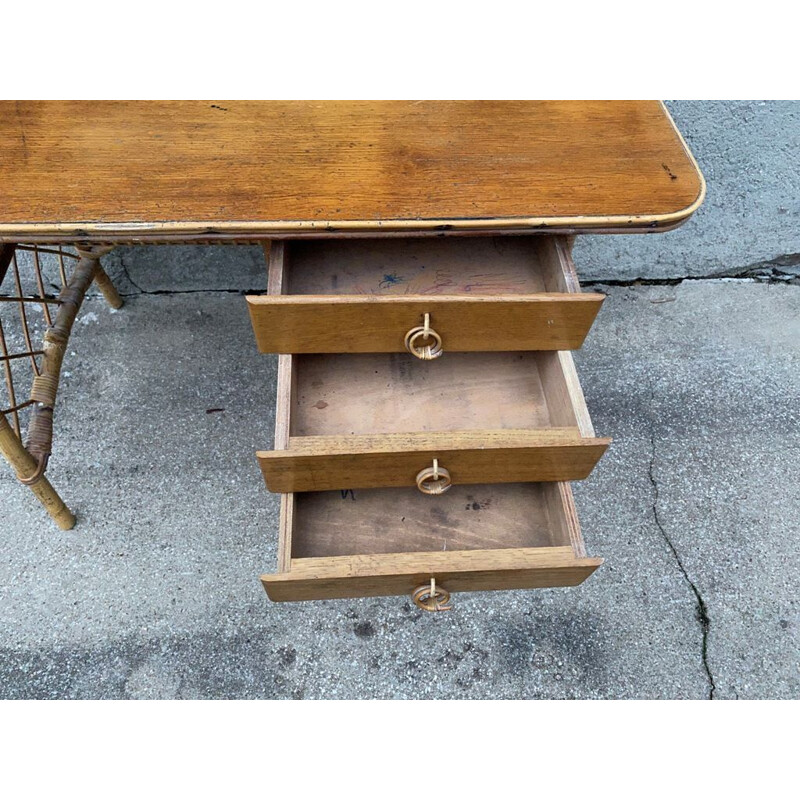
<box><xmin>15</xmin><ymin>101</ymin><xmax>28</xmax><ymax>159</ymax></box>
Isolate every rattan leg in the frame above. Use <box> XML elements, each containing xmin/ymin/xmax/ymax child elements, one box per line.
<box><xmin>25</xmin><ymin>247</ymin><xmax>101</xmax><ymax>473</ymax></box>
<box><xmin>76</xmin><ymin>245</ymin><xmax>123</xmax><ymax>310</ymax></box>
<box><xmin>0</xmin><ymin>413</ymin><xmax>75</xmax><ymax>530</ymax></box>
<box><xmin>93</xmin><ymin>265</ymin><xmax>124</xmax><ymax>309</ymax></box>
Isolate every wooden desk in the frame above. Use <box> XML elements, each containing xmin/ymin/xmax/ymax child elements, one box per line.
<box><xmin>0</xmin><ymin>101</ymin><xmax>703</xmax><ymax>242</ymax></box>
<box><xmin>0</xmin><ymin>101</ymin><xmax>704</xmax><ymax>611</ymax></box>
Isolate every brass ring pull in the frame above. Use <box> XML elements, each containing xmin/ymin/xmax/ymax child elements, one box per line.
<box><xmin>404</xmin><ymin>313</ymin><xmax>443</xmax><ymax>360</ymax></box>
<box><xmin>412</xmin><ymin>578</ymin><xmax>452</xmax><ymax>612</ymax></box>
<box><xmin>415</xmin><ymin>458</ymin><xmax>452</xmax><ymax>495</ymax></box>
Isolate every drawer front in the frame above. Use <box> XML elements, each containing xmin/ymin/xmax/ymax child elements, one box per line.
<box><xmin>248</xmin><ymin>294</ymin><xmax>603</xmax><ymax>354</ymax></box>
<box><xmin>247</xmin><ymin>236</ymin><xmax>603</xmax><ymax>355</ymax></box>
<box><xmin>263</xmin><ymin>547</ymin><xmax>603</xmax><ymax>602</ymax></box>
<box><xmin>257</xmin><ymin>430</ymin><xmax>610</xmax><ymax>493</ymax></box>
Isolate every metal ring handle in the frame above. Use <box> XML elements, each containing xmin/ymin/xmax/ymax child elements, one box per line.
<box><xmin>416</xmin><ymin>458</ymin><xmax>452</xmax><ymax>495</ymax></box>
<box><xmin>412</xmin><ymin>579</ymin><xmax>452</xmax><ymax>612</ymax></box>
<box><xmin>404</xmin><ymin>327</ymin><xmax>443</xmax><ymax>360</ymax></box>
<box><xmin>404</xmin><ymin>313</ymin><xmax>443</xmax><ymax>360</ymax></box>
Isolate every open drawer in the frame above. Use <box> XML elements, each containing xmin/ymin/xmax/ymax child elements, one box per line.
<box><xmin>261</xmin><ymin>482</ymin><xmax>602</xmax><ymax>604</ymax></box>
<box><xmin>257</xmin><ymin>347</ymin><xmax>610</xmax><ymax>492</ymax></box>
<box><xmin>247</xmin><ymin>236</ymin><xmax>604</xmax><ymax>355</ymax></box>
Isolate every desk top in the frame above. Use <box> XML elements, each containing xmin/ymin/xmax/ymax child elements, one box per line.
<box><xmin>0</xmin><ymin>101</ymin><xmax>704</xmax><ymax>242</ymax></box>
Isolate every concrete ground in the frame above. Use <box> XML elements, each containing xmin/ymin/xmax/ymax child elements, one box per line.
<box><xmin>1</xmin><ymin>245</ymin><xmax>798</xmax><ymax>699</ymax></box>
<box><xmin>579</xmin><ymin>101</ymin><xmax>800</xmax><ymax>282</ymax></box>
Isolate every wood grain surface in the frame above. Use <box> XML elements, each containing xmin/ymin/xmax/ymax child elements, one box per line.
<box><xmin>288</xmin><ymin>351</ymin><xmax>587</xmax><ymax>436</ymax></box>
<box><xmin>248</xmin><ymin>294</ymin><xmax>603</xmax><ymax>353</ymax></box>
<box><xmin>262</xmin><ymin>547</ymin><xmax>603</xmax><ymax>601</ymax></box>
<box><xmin>0</xmin><ymin>101</ymin><xmax>704</xmax><ymax>240</ymax></box>
<box><xmin>290</xmin><ymin>482</ymin><xmax>573</xmax><ymax>556</ymax></box>
<box><xmin>257</xmin><ymin>430</ymin><xmax>609</xmax><ymax>492</ymax></box>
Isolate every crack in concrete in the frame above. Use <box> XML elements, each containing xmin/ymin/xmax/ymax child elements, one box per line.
<box><xmin>117</xmin><ymin>288</ymin><xmax>256</xmax><ymax>297</ymax></box>
<box><xmin>106</xmin><ymin>252</ymin><xmax>800</xmax><ymax>298</ymax></box>
<box><xmin>647</xmin><ymin>413</ymin><xmax>717</xmax><ymax>699</ymax></box>
<box><xmin>118</xmin><ymin>254</ymin><xmax>145</xmax><ymax>294</ymax></box>
<box><xmin>584</xmin><ymin>253</ymin><xmax>800</xmax><ymax>289</ymax></box>
<box><xmin>114</xmin><ymin>254</ymin><xmax>262</xmax><ymax>297</ymax></box>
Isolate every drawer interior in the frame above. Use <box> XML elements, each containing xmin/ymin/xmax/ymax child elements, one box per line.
<box><xmin>290</xmin><ymin>351</ymin><xmax>589</xmax><ymax>436</ymax></box>
<box><xmin>258</xmin><ymin>342</ymin><xmax>607</xmax><ymax>493</ymax></box>
<box><xmin>281</xmin><ymin>236</ymin><xmax>576</xmax><ymax>296</ymax></box>
<box><xmin>290</xmin><ymin>482</ymin><xmax>582</xmax><ymax>558</ymax></box>
<box><xmin>263</xmin><ymin>480</ymin><xmax>602</xmax><ymax>602</ymax></box>
<box><xmin>247</xmin><ymin>235</ymin><xmax>604</xmax><ymax>355</ymax></box>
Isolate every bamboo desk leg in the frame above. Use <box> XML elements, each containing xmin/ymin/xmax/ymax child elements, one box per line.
<box><xmin>77</xmin><ymin>245</ymin><xmax>124</xmax><ymax>310</ymax></box>
<box><xmin>1</xmin><ymin>244</ymin><xmax>122</xmax><ymax>530</ymax></box>
<box><xmin>0</xmin><ymin>413</ymin><xmax>75</xmax><ymax>530</ymax></box>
